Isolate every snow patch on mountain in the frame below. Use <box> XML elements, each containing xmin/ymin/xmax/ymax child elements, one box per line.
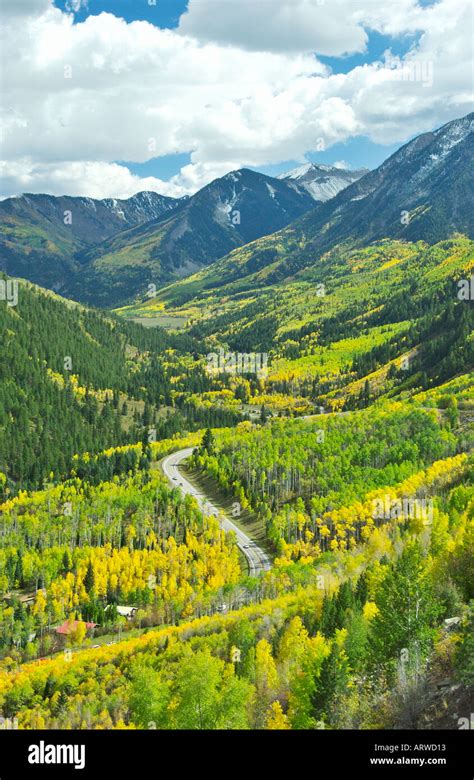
<box><xmin>409</xmin><ymin>115</ymin><xmax>473</xmax><ymax>188</ymax></box>
<box><xmin>266</xmin><ymin>182</ymin><xmax>276</xmax><ymax>199</ymax></box>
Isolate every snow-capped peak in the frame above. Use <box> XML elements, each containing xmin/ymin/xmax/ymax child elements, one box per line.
<box><xmin>278</xmin><ymin>162</ymin><xmax>368</xmax><ymax>202</ymax></box>
<box><xmin>281</xmin><ymin>162</ymin><xmax>315</xmax><ymax>180</ymax></box>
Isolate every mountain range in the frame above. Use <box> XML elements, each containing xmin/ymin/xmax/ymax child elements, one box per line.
<box><xmin>0</xmin><ymin>163</ymin><xmax>366</xmax><ymax>306</ymax></box>
<box><xmin>0</xmin><ymin>190</ymin><xmax>179</xmax><ymax>292</ymax></box>
<box><xmin>65</xmin><ymin>168</ymin><xmax>318</xmax><ymax>306</ymax></box>
<box><xmin>1</xmin><ymin>114</ymin><xmax>472</xmax><ymax>312</ymax></box>
<box><xmin>130</xmin><ymin>112</ymin><xmax>473</xmax><ymax>314</ymax></box>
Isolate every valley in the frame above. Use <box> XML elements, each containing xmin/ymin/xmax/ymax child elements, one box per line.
<box><xmin>0</xmin><ymin>113</ymin><xmax>472</xmax><ymax>734</ymax></box>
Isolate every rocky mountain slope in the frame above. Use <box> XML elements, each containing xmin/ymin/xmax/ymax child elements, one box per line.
<box><xmin>0</xmin><ymin>190</ymin><xmax>180</xmax><ymax>291</ymax></box>
<box><xmin>66</xmin><ymin>168</ymin><xmax>317</xmax><ymax>306</ymax></box>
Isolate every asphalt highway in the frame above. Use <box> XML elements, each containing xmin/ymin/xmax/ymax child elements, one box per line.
<box><xmin>162</xmin><ymin>447</ymin><xmax>271</xmax><ymax>576</ymax></box>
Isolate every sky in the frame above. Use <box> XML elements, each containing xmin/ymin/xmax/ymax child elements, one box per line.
<box><xmin>0</xmin><ymin>0</ymin><xmax>472</xmax><ymax>199</ymax></box>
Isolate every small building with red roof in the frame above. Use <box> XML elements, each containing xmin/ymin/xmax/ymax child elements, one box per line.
<box><xmin>55</xmin><ymin>620</ymin><xmax>97</xmax><ymax>636</ymax></box>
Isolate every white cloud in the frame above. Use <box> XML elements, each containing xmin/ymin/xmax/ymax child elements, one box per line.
<box><xmin>0</xmin><ymin>0</ymin><xmax>472</xmax><ymax>198</ymax></box>
<box><xmin>178</xmin><ymin>0</ymin><xmax>429</xmax><ymax>55</ymax></box>
<box><xmin>0</xmin><ymin>159</ymin><xmax>186</xmax><ymax>200</ymax></box>
<box><xmin>179</xmin><ymin>0</ymin><xmax>368</xmax><ymax>56</ymax></box>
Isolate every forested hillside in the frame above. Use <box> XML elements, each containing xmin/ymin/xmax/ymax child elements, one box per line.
<box><xmin>0</xmin><ymin>276</ymin><xmax>246</xmax><ymax>490</ymax></box>
<box><xmin>119</xmin><ymin>237</ymin><xmax>473</xmax><ymax>418</ymax></box>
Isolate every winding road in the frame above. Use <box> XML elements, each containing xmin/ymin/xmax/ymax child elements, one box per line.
<box><xmin>162</xmin><ymin>447</ymin><xmax>271</xmax><ymax>576</ymax></box>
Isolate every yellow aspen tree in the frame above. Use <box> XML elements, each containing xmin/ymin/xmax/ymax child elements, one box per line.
<box><xmin>265</xmin><ymin>701</ymin><xmax>290</xmax><ymax>730</ymax></box>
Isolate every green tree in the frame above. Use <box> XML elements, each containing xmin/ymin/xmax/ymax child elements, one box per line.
<box><xmin>369</xmin><ymin>540</ymin><xmax>438</xmax><ymax>672</ymax></box>
<box><xmin>170</xmin><ymin>650</ymin><xmax>251</xmax><ymax>729</ymax></box>
<box><xmin>201</xmin><ymin>428</ymin><xmax>215</xmax><ymax>455</ymax></box>
<box><xmin>129</xmin><ymin>665</ymin><xmax>170</xmax><ymax>728</ymax></box>
<box><xmin>84</xmin><ymin>561</ymin><xmax>95</xmax><ymax>595</ymax></box>
<box><xmin>311</xmin><ymin>642</ymin><xmax>351</xmax><ymax>726</ymax></box>
<box><xmin>344</xmin><ymin>610</ymin><xmax>368</xmax><ymax>669</ymax></box>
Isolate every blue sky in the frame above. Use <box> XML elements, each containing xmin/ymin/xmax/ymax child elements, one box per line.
<box><xmin>54</xmin><ymin>0</ymin><xmax>190</xmax><ymax>27</ymax></box>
